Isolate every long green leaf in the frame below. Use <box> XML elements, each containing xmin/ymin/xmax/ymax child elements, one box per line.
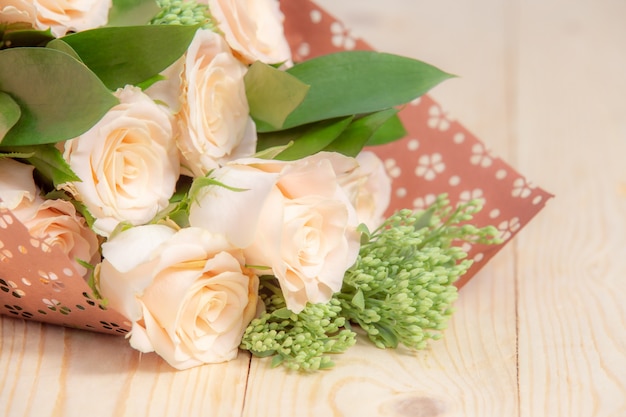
<box><xmin>323</xmin><ymin>109</ymin><xmax>399</xmax><ymax>157</ymax></box>
<box><xmin>53</xmin><ymin>25</ymin><xmax>199</xmax><ymax>90</ymax></box>
<box><xmin>0</xmin><ymin>23</ymin><xmax>54</xmax><ymax>49</ymax></box>
<box><xmin>245</xmin><ymin>61</ymin><xmax>309</xmax><ymax>129</ymax></box>
<box><xmin>0</xmin><ymin>48</ymin><xmax>117</xmax><ymax>146</ymax></box>
<box><xmin>366</xmin><ymin>113</ymin><xmax>407</xmax><ymax>146</ymax></box>
<box><xmin>0</xmin><ymin>92</ymin><xmax>20</xmax><ymax>140</ymax></box>
<box><xmin>273</xmin><ymin>117</ymin><xmax>353</xmax><ymax>160</ymax></box>
<box><xmin>257</xmin><ymin>51</ymin><xmax>453</xmax><ymax>132</ymax></box>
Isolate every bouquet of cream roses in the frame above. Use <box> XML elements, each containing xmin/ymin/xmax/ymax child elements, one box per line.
<box><xmin>0</xmin><ymin>0</ymin><xmax>501</xmax><ymax>371</ymax></box>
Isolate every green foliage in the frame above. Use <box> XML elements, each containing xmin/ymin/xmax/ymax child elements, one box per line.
<box><xmin>54</xmin><ymin>24</ymin><xmax>199</xmax><ymax>90</ymax></box>
<box><xmin>337</xmin><ymin>195</ymin><xmax>501</xmax><ymax>350</ymax></box>
<box><xmin>240</xmin><ymin>278</ymin><xmax>357</xmax><ymax>372</ymax></box>
<box><xmin>0</xmin><ymin>92</ymin><xmax>20</xmax><ymax>139</ymax></box>
<box><xmin>0</xmin><ymin>48</ymin><xmax>117</xmax><ymax>146</ymax></box>
<box><xmin>245</xmin><ymin>61</ymin><xmax>310</xmax><ymax>130</ymax></box>
<box><xmin>256</xmin><ymin>51</ymin><xmax>454</xmax><ymax>132</ymax></box>
<box><xmin>322</xmin><ymin>109</ymin><xmax>399</xmax><ymax>157</ymax></box>
<box><xmin>5</xmin><ymin>144</ymin><xmax>81</xmax><ymax>188</ymax></box>
<box><xmin>0</xmin><ymin>23</ymin><xmax>54</xmax><ymax>49</ymax></box>
<box><xmin>256</xmin><ymin>117</ymin><xmax>354</xmax><ymax>160</ymax></box>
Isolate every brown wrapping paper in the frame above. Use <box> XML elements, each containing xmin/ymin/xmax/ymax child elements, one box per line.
<box><xmin>0</xmin><ymin>1</ymin><xmax>552</xmax><ymax>335</ymax></box>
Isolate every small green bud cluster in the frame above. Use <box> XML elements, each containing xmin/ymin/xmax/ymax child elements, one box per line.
<box><xmin>240</xmin><ymin>278</ymin><xmax>357</xmax><ymax>371</ymax></box>
<box><xmin>151</xmin><ymin>0</ymin><xmax>216</xmax><ymax>30</ymax></box>
<box><xmin>336</xmin><ymin>194</ymin><xmax>500</xmax><ymax>350</ymax></box>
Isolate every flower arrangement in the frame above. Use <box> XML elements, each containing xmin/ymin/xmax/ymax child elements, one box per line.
<box><xmin>0</xmin><ymin>0</ymin><xmax>550</xmax><ymax>371</ymax></box>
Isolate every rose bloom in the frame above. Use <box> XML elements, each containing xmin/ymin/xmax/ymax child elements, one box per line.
<box><xmin>314</xmin><ymin>151</ymin><xmax>391</xmax><ymax>231</ymax></box>
<box><xmin>61</xmin><ymin>85</ymin><xmax>180</xmax><ymax>237</ymax></box>
<box><xmin>98</xmin><ymin>225</ymin><xmax>259</xmax><ymax>370</ymax></box>
<box><xmin>0</xmin><ymin>0</ymin><xmax>112</xmax><ymax>37</ymax></box>
<box><xmin>177</xmin><ymin>29</ymin><xmax>257</xmax><ymax>176</ymax></box>
<box><xmin>206</xmin><ymin>0</ymin><xmax>292</xmax><ymax>65</ymax></box>
<box><xmin>188</xmin><ymin>152</ymin><xmax>361</xmax><ymax>313</ymax></box>
<box><xmin>0</xmin><ymin>158</ymin><xmax>100</xmax><ymax>278</ymax></box>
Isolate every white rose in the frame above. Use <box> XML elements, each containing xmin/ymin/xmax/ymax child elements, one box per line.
<box><xmin>0</xmin><ymin>0</ymin><xmax>37</xmax><ymax>27</ymax></box>
<box><xmin>189</xmin><ymin>153</ymin><xmax>361</xmax><ymax>313</ymax></box>
<box><xmin>177</xmin><ymin>29</ymin><xmax>257</xmax><ymax>176</ymax></box>
<box><xmin>0</xmin><ymin>158</ymin><xmax>100</xmax><ymax>278</ymax></box>
<box><xmin>61</xmin><ymin>85</ymin><xmax>180</xmax><ymax>237</ymax></box>
<box><xmin>207</xmin><ymin>0</ymin><xmax>292</xmax><ymax>65</ymax></box>
<box><xmin>98</xmin><ymin>225</ymin><xmax>259</xmax><ymax>370</ymax></box>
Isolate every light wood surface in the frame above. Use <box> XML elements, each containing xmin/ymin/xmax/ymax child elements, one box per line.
<box><xmin>2</xmin><ymin>0</ymin><xmax>626</xmax><ymax>416</ymax></box>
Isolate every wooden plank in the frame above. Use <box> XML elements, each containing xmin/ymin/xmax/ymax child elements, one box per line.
<box><xmin>243</xmin><ymin>1</ymin><xmax>521</xmax><ymax>415</ymax></box>
<box><xmin>0</xmin><ymin>319</ymin><xmax>251</xmax><ymax>417</ymax></box>
<box><xmin>515</xmin><ymin>0</ymin><xmax>626</xmax><ymax>415</ymax></box>
<box><xmin>243</xmin><ymin>250</ymin><xmax>519</xmax><ymax>417</ymax></box>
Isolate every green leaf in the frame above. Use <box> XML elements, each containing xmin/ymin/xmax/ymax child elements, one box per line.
<box><xmin>323</xmin><ymin>109</ymin><xmax>399</xmax><ymax>157</ymax></box>
<box><xmin>351</xmin><ymin>290</ymin><xmax>365</xmax><ymax>311</ymax></box>
<box><xmin>0</xmin><ymin>24</ymin><xmax>55</xmax><ymax>49</ymax></box>
<box><xmin>0</xmin><ymin>92</ymin><xmax>20</xmax><ymax>140</ymax></box>
<box><xmin>245</xmin><ymin>61</ymin><xmax>309</xmax><ymax>129</ymax></box>
<box><xmin>8</xmin><ymin>145</ymin><xmax>81</xmax><ymax>187</ymax></box>
<box><xmin>45</xmin><ymin>39</ymin><xmax>82</xmax><ymax>61</ymax></box>
<box><xmin>108</xmin><ymin>0</ymin><xmax>161</xmax><ymax>26</ymax></box>
<box><xmin>366</xmin><ymin>113</ymin><xmax>407</xmax><ymax>146</ymax></box>
<box><xmin>259</xmin><ymin>51</ymin><xmax>453</xmax><ymax>132</ymax></box>
<box><xmin>0</xmin><ymin>48</ymin><xmax>117</xmax><ymax>146</ymax></box>
<box><xmin>257</xmin><ymin>116</ymin><xmax>353</xmax><ymax>161</ymax></box>
<box><xmin>53</xmin><ymin>24</ymin><xmax>199</xmax><ymax>90</ymax></box>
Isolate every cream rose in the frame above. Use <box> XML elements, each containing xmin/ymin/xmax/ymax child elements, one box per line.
<box><xmin>0</xmin><ymin>158</ymin><xmax>100</xmax><ymax>278</ymax></box>
<box><xmin>1</xmin><ymin>0</ymin><xmax>112</xmax><ymax>37</ymax></box>
<box><xmin>35</xmin><ymin>0</ymin><xmax>111</xmax><ymax>37</ymax></box>
<box><xmin>206</xmin><ymin>0</ymin><xmax>291</xmax><ymax>65</ymax></box>
<box><xmin>0</xmin><ymin>157</ymin><xmax>40</xmax><ymax>212</ymax></box>
<box><xmin>189</xmin><ymin>152</ymin><xmax>361</xmax><ymax>313</ymax></box>
<box><xmin>0</xmin><ymin>0</ymin><xmax>37</xmax><ymax>27</ymax></box>
<box><xmin>61</xmin><ymin>85</ymin><xmax>180</xmax><ymax>237</ymax></box>
<box><xmin>177</xmin><ymin>29</ymin><xmax>256</xmax><ymax>176</ymax></box>
<box><xmin>320</xmin><ymin>151</ymin><xmax>391</xmax><ymax>230</ymax></box>
<box><xmin>98</xmin><ymin>225</ymin><xmax>259</xmax><ymax>369</ymax></box>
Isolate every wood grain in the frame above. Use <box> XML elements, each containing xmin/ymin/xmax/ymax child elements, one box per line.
<box><xmin>514</xmin><ymin>0</ymin><xmax>626</xmax><ymax>416</ymax></box>
<box><xmin>2</xmin><ymin>0</ymin><xmax>626</xmax><ymax>416</ymax></box>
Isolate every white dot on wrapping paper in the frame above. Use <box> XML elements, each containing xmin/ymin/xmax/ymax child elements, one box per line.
<box><xmin>532</xmin><ymin>195</ymin><xmax>543</xmax><ymax>205</ymax></box>
<box><xmin>449</xmin><ymin>176</ymin><xmax>460</xmax><ymax>186</ymax></box>
<box><xmin>489</xmin><ymin>209</ymin><xmax>500</xmax><ymax>219</ymax></box>
<box><xmin>407</xmin><ymin>139</ymin><xmax>419</xmax><ymax>151</ymax></box>
<box><xmin>297</xmin><ymin>43</ymin><xmax>310</xmax><ymax>57</ymax></box>
<box><xmin>473</xmin><ymin>253</ymin><xmax>484</xmax><ymax>262</ymax></box>
<box><xmin>396</xmin><ymin>188</ymin><xmax>407</xmax><ymax>198</ymax></box>
<box><xmin>496</xmin><ymin>169</ymin><xmax>507</xmax><ymax>180</ymax></box>
<box><xmin>453</xmin><ymin>133</ymin><xmax>465</xmax><ymax>144</ymax></box>
<box><xmin>22</xmin><ymin>278</ymin><xmax>31</xmax><ymax>286</ymax></box>
<box><xmin>63</xmin><ymin>268</ymin><xmax>74</xmax><ymax>277</ymax></box>
<box><xmin>310</xmin><ymin>10</ymin><xmax>322</xmax><ymax>23</ymax></box>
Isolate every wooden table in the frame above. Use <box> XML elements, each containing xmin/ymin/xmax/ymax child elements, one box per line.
<box><xmin>2</xmin><ymin>0</ymin><xmax>625</xmax><ymax>416</ymax></box>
